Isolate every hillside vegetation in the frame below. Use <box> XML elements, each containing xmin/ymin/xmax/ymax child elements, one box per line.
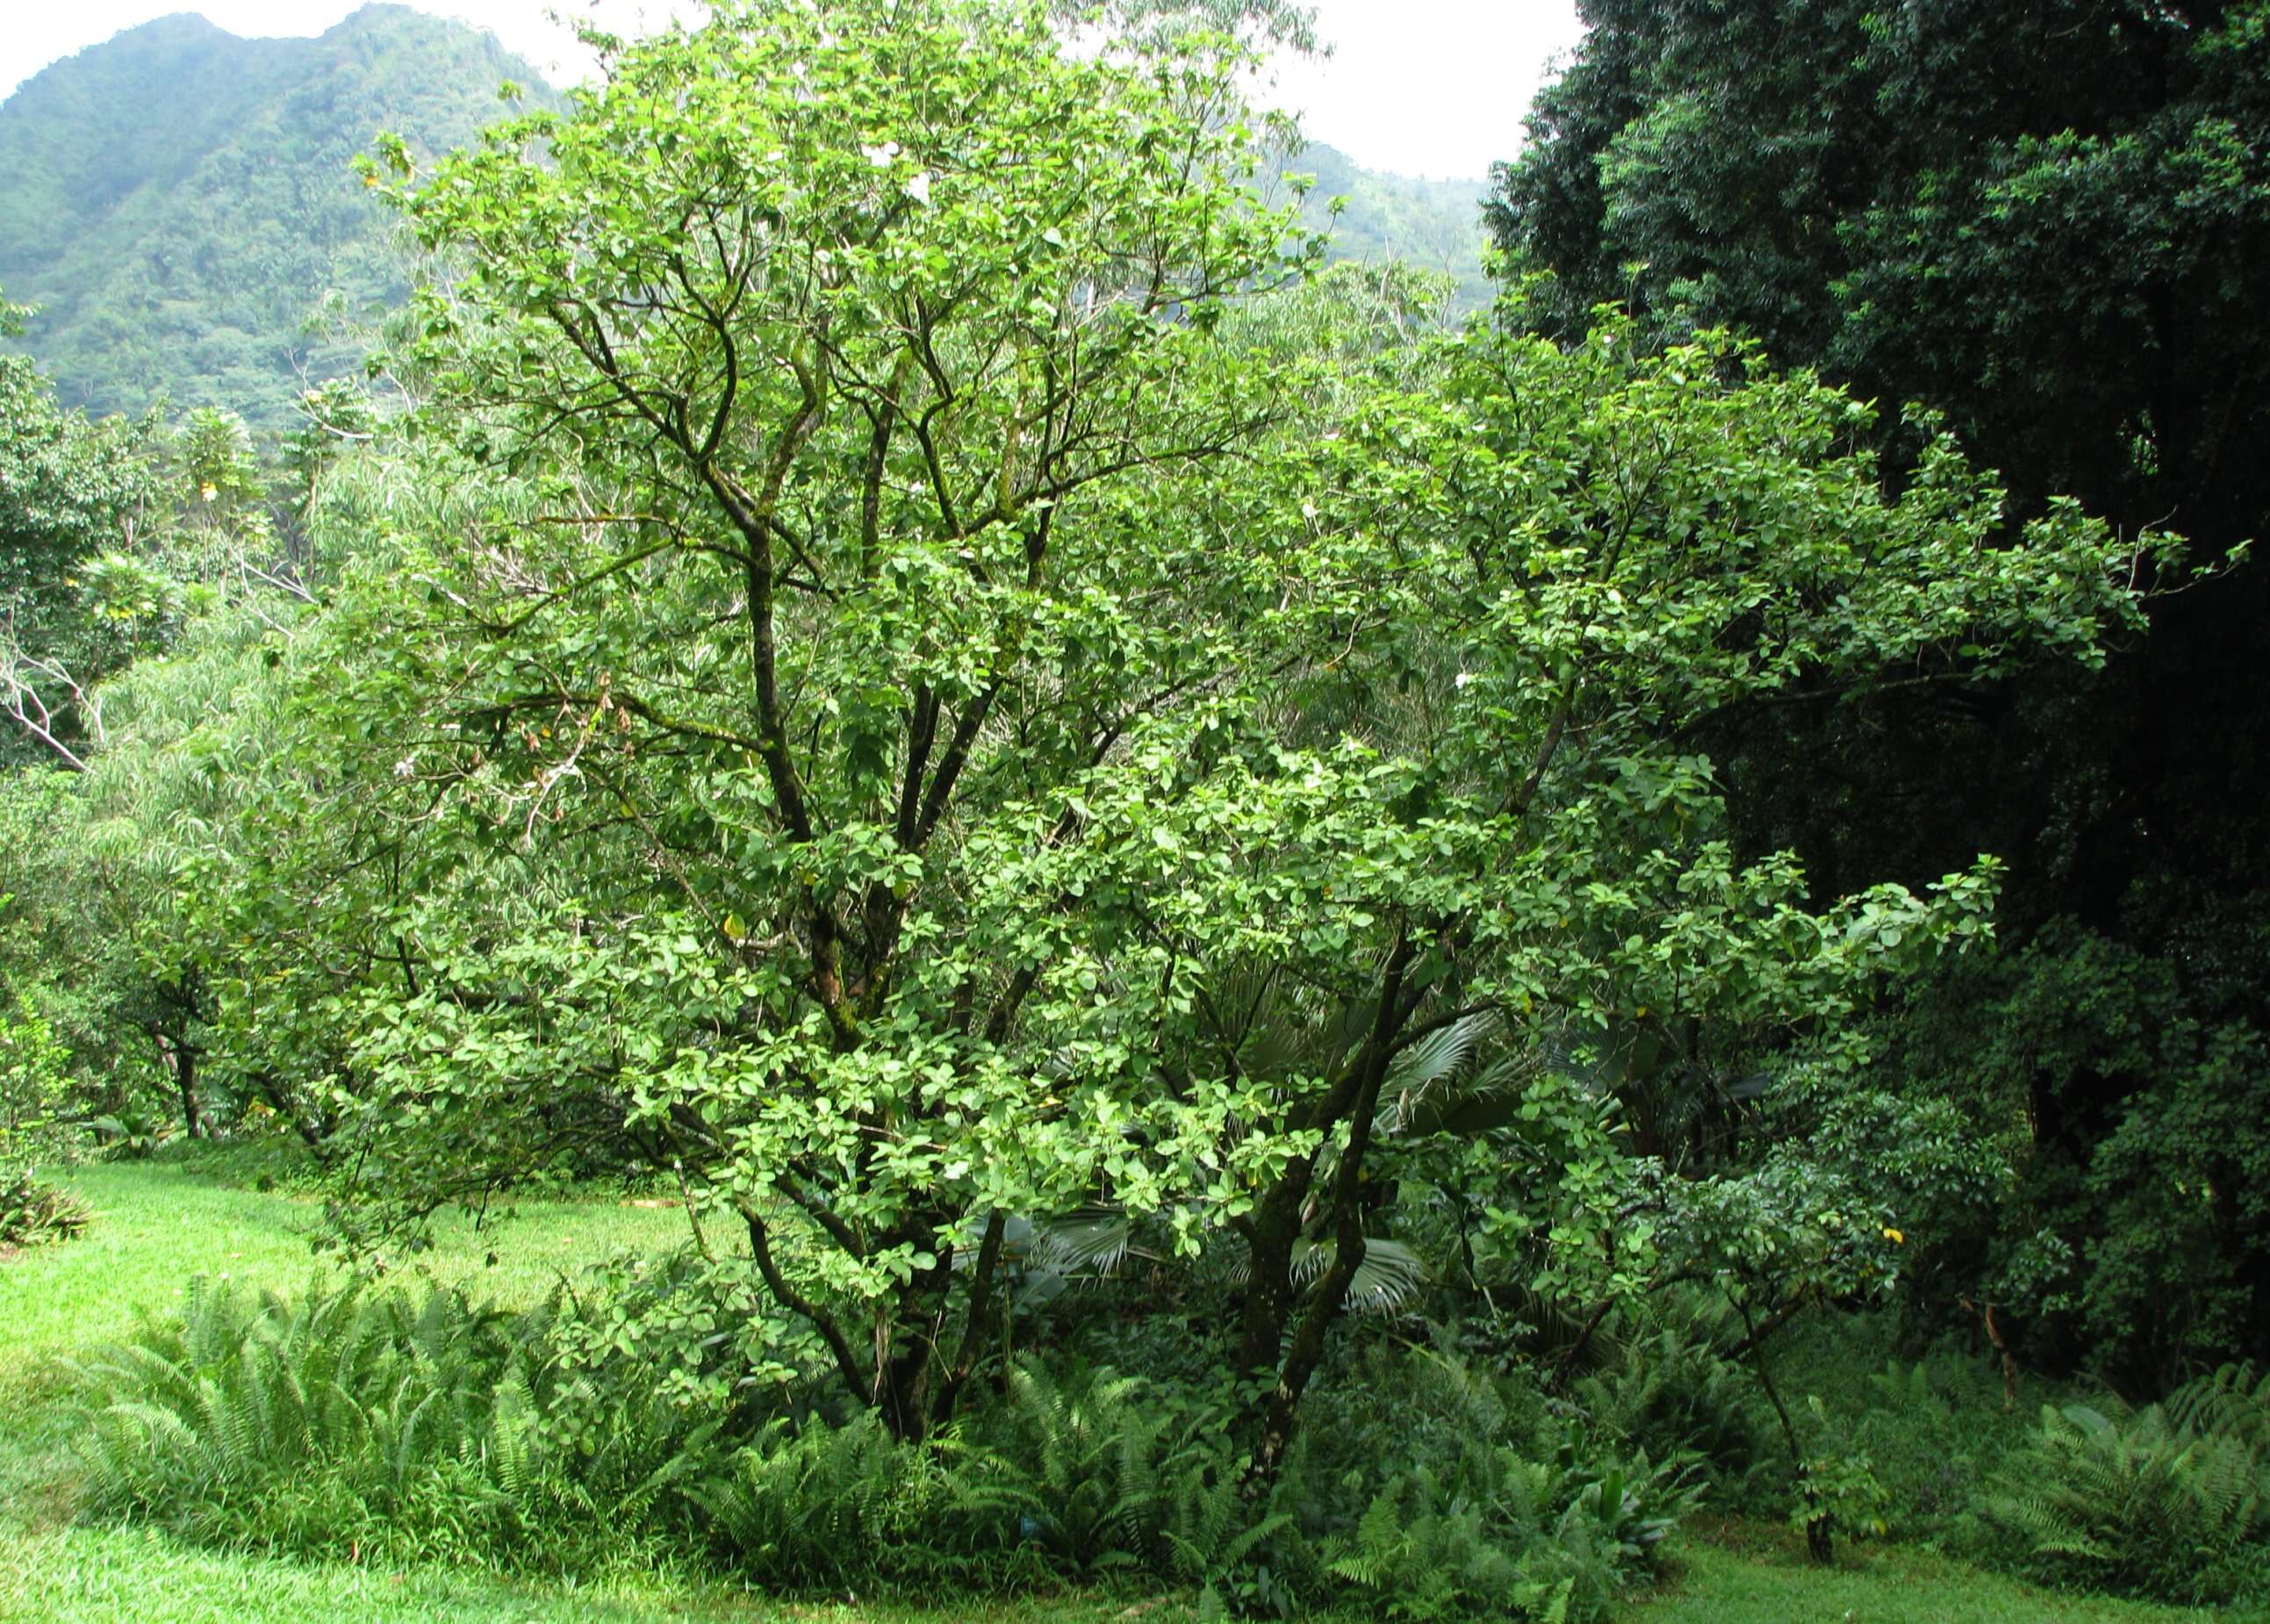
<box><xmin>1282</xmin><ymin>141</ymin><xmax>1491</xmax><ymax>311</ymax></box>
<box><xmin>0</xmin><ymin>5</ymin><xmax>549</xmax><ymax>426</ymax></box>
<box><xmin>0</xmin><ymin>7</ymin><xmax>1487</xmax><ymax>424</ymax></box>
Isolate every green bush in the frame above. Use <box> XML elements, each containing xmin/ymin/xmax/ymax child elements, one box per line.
<box><xmin>1572</xmin><ymin>1314</ymin><xmax>1779</xmax><ymax>1508</ymax></box>
<box><xmin>1761</xmin><ymin>1311</ymin><xmax>2049</xmax><ymax>1554</ymax></box>
<box><xmin>1987</xmin><ymin>1364</ymin><xmax>2270</xmax><ymax>1606</ymax></box>
<box><xmin>1316</xmin><ymin>1440</ymin><xmax>1697</xmax><ymax>1623</ymax></box>
<box><xmin>1282</xmin><ymin>1340</ymin><xmax>1699</xmax><ymax>1620</ymax></box>
<box><xmin>688</xmin><ymin>1410</ymin><xmax>1025</xmax><ymax>1586</ymax></box>
<box><xmin>986</xmin><ymin>1359</ymin><xmax>1200</xmax><ymax>1572</ymax></box>
<box><xmin>69</xmin><ymin>1275</ymin><xmax>705</xmax><ymax>1572</ymax></box>
<box><xmin>67</xmin><ymin>1275</ymin><xmax>1697</xmax><ymax>1617</ymax></box>
<box><xmin>0</xmin><ymin>1167</ymin><xmax>89</xmax><ymax>1248</ymax></box>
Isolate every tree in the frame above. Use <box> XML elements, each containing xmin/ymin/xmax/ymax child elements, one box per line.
<box><xmin>1488</xmin><ymin>0</ymin><xmax>2270</xmax><ymax>1380</ymax></box>
<box><xmin>340</xmin><ymin>0</ymin><xmax>1318</xmax><ymax>1440</ymax></box>
<box><xmin>0</xmin><ymin>301</ymin><xmax>318</xmax><ymax>1141</ymax></box>
<box><xmin>1489</xmin><ymin>0</ymin><xmax>2270</xmax><ymax>546</ymax></box>
<box><xmin>1203</xmin><ymin>308</ymin><xmax>2159</xmax><ymax>1472</ymax></box>
<box><xmin>279</xmin><ymin>0</ymin><xmax>2164</xmax><ymax>1459</ymax></box>
<box><xmin>0</xmin><ymin>291</ymin><xmax>169</xmax><ymax>769</ymax></box>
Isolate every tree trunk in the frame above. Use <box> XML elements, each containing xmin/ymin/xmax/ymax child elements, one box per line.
<box><xmin>1236</xmin><ymin>934</ymin><xmax>1418</xmax><ymax>1481</ymax></box>
<box><xmin>877</xmin><ymin>1330</ymin><xmax>936</xmax><ymax>1445</ymax></box>
<box><xmin>1232</xmin><ymin>1176</ymin><xmax>1311</xmax><ymax>1381</ymax></box>
<box><xmin>161</xmin><ymin>1036</ymin><xmax>205</xmax><ymax>1139</ymax></box>
<box><xmin>1736</xmin><ymin>1293</ymin><xmax>1830</xmax><ymax>1563</ymax></box>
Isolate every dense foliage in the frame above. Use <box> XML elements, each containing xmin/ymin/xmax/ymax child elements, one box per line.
<box><xmin>0</xmin><ymin>7</ymin><xmax>554</xmax><ymax>426</ymax></box>
<box><xmin>1491</xmin><ymin>0</ymin><xmax>2270</xmax><ymax>1388</ymax></box>
<box><xmin>72</xmin><ymin>1270</ymin><xmax>1706</xmax><ymax>1617</ymax></box>
<box><xmin>4</xmin><ymin>0</ymin><xmax>2267</xmax><ymax>1614</ymax></box>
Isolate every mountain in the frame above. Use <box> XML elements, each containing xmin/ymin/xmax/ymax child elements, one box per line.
<box><xmin>0</xmin><ymin>9</ymin><xmax>1488</xmax><ymax>429</ymax></box>
<box><xmin>0</xmin><ymin>6</ymin><xmax>549</xmax><ymax>427</ymax></box>
<box><xmin>1283</xmin><ymin>143</ymin><xmax>1492</xmax><ymax>313</ymax></box>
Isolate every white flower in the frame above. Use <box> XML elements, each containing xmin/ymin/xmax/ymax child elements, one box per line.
<box><xmin>904</xmin><ymin>171</ymin><xmax>932</xmax><ymax>205</ymax></box>
<box><xmin>393</xmin><ymin>753</ymin><xmax>418</xmax><ymax>778</ymax></box>
<box><xmin>1454</xmin><ymin>672</ymin><xmax>1475</xmax><ymax>690</ymax></box>
<box><xmin>860</xmin><ymin>140</ymin><xmax>902</xmax><ymax>169</ymax></box>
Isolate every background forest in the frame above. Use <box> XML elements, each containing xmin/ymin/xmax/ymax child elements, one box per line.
<box><xmin>2</xmin><ymin>2</ymin><xmax>2266</xmax><ymax>1620</ymax></box>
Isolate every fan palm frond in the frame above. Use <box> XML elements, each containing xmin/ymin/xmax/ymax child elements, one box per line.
<box><xmin>1289</xmin><ymin>1235</ymin><xmax>1428</xmax><ymax>1312</ymax></box>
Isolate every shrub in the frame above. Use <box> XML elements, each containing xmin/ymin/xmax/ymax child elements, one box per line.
<box><xmin>988</xmin><ymin>1359</ymin><xmax>1191</xmax><ymax>1571</ymax></box>
<box><xmin>1571</xmin><ymin>1315</ymin><xmax>1779</xmax><ymax>1507</ymax></box>
<box><xmin>67</xmin><ymin>1275</ymin><xmax>1698</xmax><ymax>1617</ymax></box>
<box><xmin>0</xmin><ymin>1167</ymin><xmax>88</xmax><ymax>1249</ymax></box>
<box><xmin>688</xmin><ymin>1410</ymin><xmax>1025</xmax><ymax>1586</ymax></box>
<box><xmin>1315</xmin><ymin>1435</ymin><xmax>1698</xmax><ymax>1622</ymax></box>
<box><xmin>1988</xmin><ymin>1364</ymin><xmax>2270</xmax><ymax>1606</ymax></box>
<box><xmin>69</xmin><ymin>1275</ymin><xmax>704</xmax><ymax>1571</ymax></box>
<box><xmin>1285</xmin><ymin>1341</ymin><xmax>1698</xmax><ymax>1620</ymax></box>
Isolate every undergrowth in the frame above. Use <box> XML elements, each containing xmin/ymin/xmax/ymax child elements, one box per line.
<box><xmin>66</xmin><ymin>1272</ymin><xmax>1695</xmax><ymax>1620</ymax></box>
<box><xmin>1988</xmin><ymin>1364</ymin><xmax>2270</xmax><ymax>1606</ymax></box>
<box><xmin>0</xmin><ymin>1166</ymin><xmax>89</xmax><ymax>1249</ymax></box>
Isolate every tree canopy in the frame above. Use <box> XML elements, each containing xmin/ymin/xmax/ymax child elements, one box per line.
<box><xmin>1488</xmin><ymin>0</ymin><xmax>2270</xmax><ymax>1382</ymax></box>
<box><xmin>149</xmin><ymin>0</ymin><xmax>2155</xmax><ymax>1454</ymax></box>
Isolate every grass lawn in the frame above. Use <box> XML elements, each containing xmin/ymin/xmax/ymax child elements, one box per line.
<box><xmin>0</xmin><ymin>1158</ymin><xmax>2228</xmax><ymax>1623</ymax></box>
<box><xmin>1634</xmin><ymin>1520</ymin><xmax>2219</xmax><ymax>1623</ymax></box>
<box><xmin>0</xmin><ymin>1524</ymin><xmax>1166</xmax><ymax>1624</ymax></box>
<box><xmin>0</xmin><ymin>1161</ymin><xmax>695</xmax><ymax>1389</ymax></box>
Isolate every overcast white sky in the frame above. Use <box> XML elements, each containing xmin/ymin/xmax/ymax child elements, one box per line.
<box><xmin>0</xmin><ymin>1</ymin><xmax>1582</xmax><ymax>180</ymax></box>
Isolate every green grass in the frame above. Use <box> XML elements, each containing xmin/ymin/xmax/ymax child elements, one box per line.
<box><xmin>0</xmin><ymin>1162</ymin><xmax>693</xmax><ymax>1391</ymax></box>
<box><xmin>1634</xmin><ymin>1520</ymin><xmax>2221</xmax><ymax>1623</ymax></box>
<box><xmin>0</xmin><ymin>1154</ymin><xmax>2228</xmax><ymax>1623</ymax></box>
<box><xmin>0</xmin><ymin>1523</ymin><xmax>1168</xmax><ymax>1623</ymax></box>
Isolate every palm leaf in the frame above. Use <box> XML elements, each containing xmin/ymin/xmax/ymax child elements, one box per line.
<box><xmin>1289</xmin><ymin>1235</ymin><xmax>1427</xmax><ymax>1311</ymax></box>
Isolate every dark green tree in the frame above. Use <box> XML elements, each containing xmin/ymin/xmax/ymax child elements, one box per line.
<box><xmin>1489</xmin><ymin>0</ymin><xmax>2270</xmax><ymax>1383</ymax></box>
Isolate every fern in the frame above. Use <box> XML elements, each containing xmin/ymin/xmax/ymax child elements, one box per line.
<box><xmin>1990</xmin><ymin>1390</ymin><xmax>2270</xmax><ymax>1606</ymax></box>
<box><xmin>1571</xmin><ymin>1312</ymin><xmax>1777</xmax><ymax>1502</ymax></box>
<box><xmin>68</xmin><ymin>1273</ymin><xmax>672</xmax><ymax>1565</ymax></box>
<box><xmin>686</xmin><ymin>1410</ymin><xmax>1016</xmax><ymax>1586</ymax></box>
<box><xmin>997</xmin><ymin>1359</ymin><xmax>1175</xmax><ymax>1565</ymax></box>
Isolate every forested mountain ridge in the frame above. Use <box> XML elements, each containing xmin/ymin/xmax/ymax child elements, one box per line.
<box><xmin>0</xmin><ymin>8</ymin><xmax>1488</xmax><ymax>426</ymax></box>
<box><xmin>0</xmin><ymin>5</ymin><xmax>550</xmax><ymax>427</ymax></box>
<box><xmin>1281</xmin><ymin>141</ymin><xmax>1491</xmax><ymax>310</ymax></box>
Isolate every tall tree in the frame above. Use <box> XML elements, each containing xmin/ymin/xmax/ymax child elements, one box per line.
<box><xmin>284</xmin><ymin>0</ymin><xmax>2160</xmax><ymax>1460</ymax></box>
<box><xmin>1489</xmin><ymin>0</ymin><xmax>2270</xmax><ymax>1380</ymax></box>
